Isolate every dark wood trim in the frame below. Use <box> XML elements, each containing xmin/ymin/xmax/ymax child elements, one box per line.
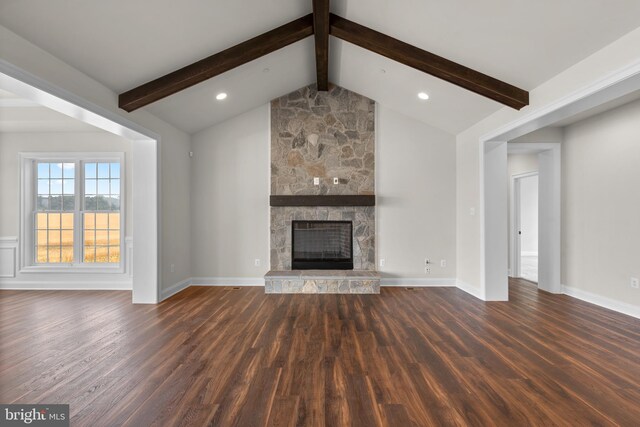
<box><xmin>270</xmin><ymin>195</ymin><xmax>375</xmax><ymax>206</ymax></box>
<box><xmin>329</xmin><ymin>14</ymin><xmax>529</xmax><ymax>110</ymax></box>
<box><xmin>312</xmin><ymin>0</ymin><xmax>330</xmax><ymax>91</ymax></box>
<box><xmin>118</xmin><ymin>14</ymin><xmax>315</xmax><ymax>112</ymax></box>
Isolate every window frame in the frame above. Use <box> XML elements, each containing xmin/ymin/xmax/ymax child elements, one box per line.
<box><xmin>20</xmin><ymin>152</ymin><xmax>125</xmax><ymax>274</ymax></box>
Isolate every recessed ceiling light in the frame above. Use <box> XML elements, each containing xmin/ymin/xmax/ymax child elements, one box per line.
<box><xmin>216</xmin><ymin>92</ymin><xmax>227</xmax><ymax>100</ymax></box>
<box><xmin>418</xmin><ymin>92</ymin><xmax>429</xmax><ymax>100</ymax></box>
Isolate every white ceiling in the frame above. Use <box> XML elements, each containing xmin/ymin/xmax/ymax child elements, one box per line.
<box><xmin>0</xmin><ymin>89</ymin><xmax>101</xmax><ymax>133</ymax></box>
<box><xmin>1</xmin><ymin>0</ymin><xmax>640</xmax><ymax>135</ymax></box>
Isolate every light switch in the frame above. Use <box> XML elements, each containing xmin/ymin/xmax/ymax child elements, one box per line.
<box><xmin>314</xmin><ymin>177</ymin><xmax>320</xmax><ymax>185</ymax></box>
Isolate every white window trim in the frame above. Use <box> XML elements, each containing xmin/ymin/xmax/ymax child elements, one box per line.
<box><xmin>19</xmin><ymin>152</ymin><xmax>126</xmax><ymax>274</ymax></box>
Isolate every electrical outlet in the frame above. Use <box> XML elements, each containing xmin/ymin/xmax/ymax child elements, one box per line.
<box><xmin>424</xmin><ymin>258</ymin><xmax>430</xmax><ymax>266</ymax></box>
<box><xmin>170</xmin><ymin>264</ymin><xmax>175</xmax><ymax>273</ymax></box>
<box><xmin>425</xmin><ymin>267</ymin><xmax>431</xmax><ymax>274</ymax></box>
<box><xmin>254</xmin><ymin>259</ymin><xmax>261</xmax><ymax>267</ymax></box>
<box><xmin>631</xmin><ymin>277</ymin><xmax>639</xmax><ymax>289</ymax></box>
<box><xmin>379</xmin><ymin>259</ymin><xmax>385</xmax><ymax>267</ymax></box>
<box><xmin>440</xmin><ymin>259</ymin><xmax>447</xmax><ymax>268</ymax></box>
<box><xmin>313</xmin><ymin>177</ymin><xmax>320</xmax><ymax>185</ymax></box>
<box><xmin>333</xmin><ymin>177</ymin><xmax>339</xmax><ymax>185</ymax></box>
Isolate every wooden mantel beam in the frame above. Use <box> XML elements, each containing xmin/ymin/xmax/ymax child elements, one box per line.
<box><xmin>312</xmin><ymin>0</ymin><xmax>330</xmax><ymax>91</ymax></box>
<box><xmin>329</xmin><ymin>14</ymin><xmax>529</xmax><ymax>110</ymax></box>
<box><xmin>119</xmin><ymin>14</ymin><xmax>314</xmax><ymax>112</ymax></box>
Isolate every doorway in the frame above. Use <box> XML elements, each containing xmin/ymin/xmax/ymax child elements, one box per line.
<box><xmin>512</xmin><ymin>172</ymin><xmax>539</xmax><ymax>283</ymax></box>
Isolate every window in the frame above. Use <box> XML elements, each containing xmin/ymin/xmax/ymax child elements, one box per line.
<box><xmin>21</xmin><ymin>153</ymin><xmax>124</xmax><ymax>272</ymax></box>
<box><xmin>83</xmin><ymin>162</ymin><xmax>121</xmax><ymax>263</ymax></box>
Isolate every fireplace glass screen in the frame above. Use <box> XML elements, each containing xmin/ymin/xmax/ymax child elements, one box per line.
<box><xmin>292</xmin><ymin>220</ymin><xmax>353</xmax><ymax>270</ymax></box>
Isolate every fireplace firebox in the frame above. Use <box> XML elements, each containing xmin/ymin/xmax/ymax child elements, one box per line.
<box><xmin>292</xmin><ymin>220</ymin><xmax>353</xmax><ymax>270</ymax></box>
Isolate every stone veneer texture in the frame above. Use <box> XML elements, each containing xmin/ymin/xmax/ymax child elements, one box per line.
<box><xmin>270</xmin><ymin>84</ymin><xmax>376</xmax><ymax>271</ymax></box>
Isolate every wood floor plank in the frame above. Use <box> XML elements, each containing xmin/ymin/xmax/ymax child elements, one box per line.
<box><xmin>1</xmin><ymin>279</ymin><xmax>639</xmax><ymax>426</ymax></box>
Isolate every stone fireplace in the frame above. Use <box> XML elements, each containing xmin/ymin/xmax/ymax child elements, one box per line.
<box><xmin>266</xmin><ymin>84</ymin><xmax>379</xmax><ymax>293</ymax></box>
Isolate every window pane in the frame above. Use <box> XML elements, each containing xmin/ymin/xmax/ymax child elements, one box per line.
<box><xmin>108</xmin><ymin>230</ymin><xmax>120</xmax><ymax>246</ymax></box>
<box><xmin>48</xmin><ymin>230</ymin><xmax>61</xmax><ymax>246</ymax></box>
<box><xmin>84</xmin><ymin>230</ymin><xmax>95</xmax><ymax>246</ymax></box>
<box><xmin>50</xmin><ymin>196</ymin><xmax>62</xmax><ymax>210</ymax></box>
<box><xmin>61</xmin><ymin>213</ymin><xmax>74</xmax><ymax>229</ymax></box>
<box><xmin>38</xmin><ymin>179</ymin><xmax>49</xmax><ymax>195</ymax></box>
<box><xmin>84</xmin><ymin>247</ymin><xmax>95</xmax><ymax>263</ymax></box>
<box><xmin>50</xmin><ymin>179</ymin><xmax>62</xmax><ymax>194</ymax></box>
<box><xmin>96</xmin><ymin>246</ymin><xmax>108</xmax><ymax>263</ymax></box>
<box><xmin>63</xmin><ymin>195</ymin><xmax>75</xmax><ymax>210</ymax></box>
<box><xmin>37</xmin><ymin>163</ymin><xmax>49</xmax><ymax>179</ymax></box>
<box><xmin>85</xmin><ymin>179</ymin><xmax>96</xmax><ymax>194</ymax></box>
<box><xmin>48</xmin><ymin>248</ymin><xmax>61</xmax><ymax>263</ymax></box>
<box><xmin>108</xmin><ymin>213</ymin><xmax>120</xmax><ymax>229</ymax></box>
<box><xmin>36</xmin><ymin>245</ymin><xmax>48</xmax><ymax>263</ymax></box>
<box><xmin>37</xmin><ymin>196</ymin><xmax>49</xmax><ymax>211</ymax></box>
<box><xmin>63</xmin><ymin>163</ymin><xmax>75</xmax><ymax>178</ymax></box>
<box><xmin>36</xmin><ymin>213</ymin><xmax>48</xmax><ymax>229</ymax></box>
<box><xmin>84</xmin><ymin>213</ymin><xmax>95</xmax><ymax>229</ymax></box>
<box><xmin>109</xmin><ymin>246</ymin><xmax>120</xmax><ymax>263</ymax></box>
<box><xmin>97</xmin><ymin>179</ymin><xmax>109</xmax><ymax>195</ymax></box>
<box><xmin>85</xmin><ymin>196</ymin><xmax>97</xmax><ymax>210</ymax></box>
<box><xmin>63</xmin><ymin>179</ymin><xmax>74</xmax><ymax>195</ymax></box>
<box><xmin>110</xmin><ymin>179</ymin><xmax>120</xmax><ymax>195</ymax></box>
<box><xmin>109</xmin><ymin>196</ymin><xmax>120</xmax><ymax>211</ymax></box>
<box><xmin>61</xmin><ymin>230</ymin><xmax>73</xmax><ymax>246</ymax></box>
<box><xmin>96</xmin><ymin>230</ymin><xmax>108</xmax><ymax>246</ymax></box>
<box><xmin>51</xmin><ymin>163</ymin><xmax>62</xmax><ymax>178</ymax></box>
<box><xmin>97</xmin><ymin>163</ymin><xmax>109</xmax><ymax>178</ymax></box>
<box><xmin>85</xmin><ymin>163</ymin><xmax>97</xmax><ymax>179</ymax></box>
<box><xmin>36</xmin><ymin>230</ymin><xmax>47</xmax><ymax>246</ymax></box>
<box><xmin>48</xmin><ymin>213</ymin><xmax>60</xmax><ymax>229</ymax></box>
<box><xmin>97</xmin><ymin>196</ymin><xmax>109</xmax><ymax>210</ymax></box>
<box><xmin>61</xmin><ymin>246</ymin><xmax>74</xmax><ymax>263</ymax></box>
<box><xmin>110</xmin><ymin>162</ymin><xmax>120</xmax><ymax>178</ymax></box>
<box><xmin>96</xmin><ymin>214</ymin><xmax>109</xmax><ymax>230</ymax></box>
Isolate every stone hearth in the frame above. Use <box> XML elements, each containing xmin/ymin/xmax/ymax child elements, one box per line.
<box><xmin>265</xmin><ymin>270</ymin><xmax>380</xmax><ymax>294</ymax></box>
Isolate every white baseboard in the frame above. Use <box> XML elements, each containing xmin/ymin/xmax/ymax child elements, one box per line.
<box><xmin>562</xmin><ymin>285</ymin><xmax>640</xmax><ymax>319</ymax></box>
<box><xmin>160</xmin><ymin>277</ymin><xmax>192</xmax><ymax>300</ymax></box>
<box><xmin>381</xmin><ymin>277</ymin><xmax>456</xmax><ymax>287</ymax></box>
<box><xmin>0</xmin><ymin>280</ymin><xmax>132</xmax><ymax>290</ymax></box>
<box><xmin>191</xmin><ymin>277</ymin><xmax>265</xmax><ymax>286</ymax></box>
<box><xmin>456</xmin><ymin>279</ymin><xmax>484</xmax><ymax>299</ymax></box>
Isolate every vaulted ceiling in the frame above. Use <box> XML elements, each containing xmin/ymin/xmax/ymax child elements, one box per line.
<box><xmin>1</xmin><ymin>0</ymin><xmax>640</xmax><ymax>135</ymax></box>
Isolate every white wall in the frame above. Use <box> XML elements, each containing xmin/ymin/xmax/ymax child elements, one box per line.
<box><xmin>376</xmin><ymin>105</ymin><xmax>456</xmax><ymax>283</ymax></box>
<box><xmin>190</xmin><ymin>105</ymin><xmax>270</xmax><ymax>280</ymax></box>
<box><xmin>188</xmin><ymin>104</ymin><xmax>457</xmax><ymax>285</ymax></box>
<box><xmin>456</xmin><ymin>26</ymin><xmax>640</xmax><ymax>297</ymax></box>
<box><xmin>0</xmin><ymin>25</ymin><xmax>192</xmax><ymax>296</ymax></box>
<box><xmin>562</xmin><ymin>98</ymin><xmax>640</xmax><ymax>307</ymax></box>
<box><xmin>519</xmin><ymin>175</ymin><xmax>538</xmax><ymax>255</ymax></box>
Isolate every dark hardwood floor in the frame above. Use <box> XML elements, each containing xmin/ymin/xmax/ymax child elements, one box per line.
<box><xmin>1</xmin><ymin>279</ymin><xmax>639</xmax><ymax>426</ymax></box>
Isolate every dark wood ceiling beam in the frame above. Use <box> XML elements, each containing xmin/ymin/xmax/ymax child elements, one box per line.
<box><xmin>312</xmin><ymin>0</ymin><xmax>330</xmax><ymax>91</ymax></box>
<box><xmin>119</xmin><ymin>14</ymin><xmax>315</xmax><ymax>112</ymax></box>
<box><xmin>329</xmin><ymin>14</ymin><xmax>529</xmax><ymax>110</ymax></box>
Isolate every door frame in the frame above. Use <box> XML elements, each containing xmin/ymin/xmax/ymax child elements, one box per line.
<box><xmin>510</xmin><ymin>171</ymin><xmax>539</xmax><ymax>280</ymax></box>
